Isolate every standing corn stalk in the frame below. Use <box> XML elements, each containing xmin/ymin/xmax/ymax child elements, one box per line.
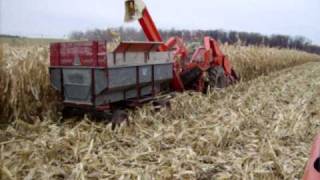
<box><xmin>0</xmin><ymin>45</ymin><xmax>59</xmax><ymax>123</ymax></box>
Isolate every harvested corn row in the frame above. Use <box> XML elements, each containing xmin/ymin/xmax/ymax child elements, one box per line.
<box><xmin>1</xmin><ymin>62</ymin><xmax>320</xmax><ymax>179</ymax></box>
<box><xmin>1</xmin><ymin>42</ymin><xmax>320</xmax><ymax>179</ymax></box>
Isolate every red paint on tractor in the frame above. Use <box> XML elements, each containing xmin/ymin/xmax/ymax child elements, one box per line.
<box><xmin>128</xmin><ymin>0</ymin><xmax>239</xmax><ymax>92</ymax></box>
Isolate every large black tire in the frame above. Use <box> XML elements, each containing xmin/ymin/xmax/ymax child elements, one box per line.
<box><xmin>207</xmin><ymin>66</ymin><xmax>229</xmax><ymax>89</ymax></box>
<box><xmin>111</xmin><ymin>110</ymin><xmax>129</xmax><ymax>130</ymax></box>
<box><xmin>180</xmin><ymin>66</ymin><xmax>203</xmax><ymax>88</ymax></box>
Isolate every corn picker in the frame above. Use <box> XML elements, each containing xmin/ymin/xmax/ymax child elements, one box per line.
<box><xmin>49</xmin><ymin>0</ymin><xmax>239</xmax><ymax>128</ymax></box>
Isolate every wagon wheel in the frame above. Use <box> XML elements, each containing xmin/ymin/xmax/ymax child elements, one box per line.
<box><xmin>111</xmin><ymin>110</ymin><xmax>129</xmax><ymax>130</ymax></box>
<box><xmin>207</xmin><ymin>66</ymin><xmax>229</xmax><ymax>89</ymax></box>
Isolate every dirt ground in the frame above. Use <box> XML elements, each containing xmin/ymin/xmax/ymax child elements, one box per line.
<box><xmin>1</xmin><ymin>62</ymin><xmax>320</xmax><ymax>179</ymax></box>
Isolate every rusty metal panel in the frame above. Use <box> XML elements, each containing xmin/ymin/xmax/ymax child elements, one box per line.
<box><xmin>139</xmin><ymin>66</ymin><xmax>152</xmax><ymax>84</ymax></box>
<box><xmin>107</xmin><ymin>52</ymin><xmax>145</xmax><ymax>67</ymax></box>
<box><xmin>154</xmin><ymin>63</ymin><xmax>173</xmax><ymax>81</ymax></box>
<box><xmin>141</xmin><ymin>85</ymin><xmax>152</xmax><ymax>96</ymax></box>
<box><xmin>94</xmin><ymin>69</ymin><xmax>108</xmax><ymax>95</ymax></box>
<box><xmin>107</xmin><ymin>51</ymin><xmax>174</xmax><ymax>68</ymax></box>
<box><xmin>108</xmin><ymin>67</ymin><xmax>137</xmax><ymax>89</ymax></box>
<box><xmin>125</xmin><ymin>88</ymin><xmax>138</xmax><ymax>99</ymax></box>
<box><xmin>95</xmin><ymin>85</ymin><xmax>154</xmax><ymax>105</ymax></box>
<box><xmin>50</xmin><ymin>41</ymin><xmax>107</xmax><ymax>67</ymax></box>
<box><xmin>63</xmin><ymin>69</ymin><xmax>92</xmax><ymax>103</ymax></box>
<box><xmin>113</xmin><ymin>41</ymin><xmax>163</xmax><ymax>53</ymax></box>
<box><xmin>148</xmin><ymin>52</ymin><xmax>173</xmax><ymax>63</ymax></box>
<box><xmin>49</xmin><ymin>68</ymin><xmax>61</xmax><ymax>91</ymax></box>
<box><xmin>95</xmin><ymin>91</ymin><xmax>124</xmax><ymax>105</ymax></box>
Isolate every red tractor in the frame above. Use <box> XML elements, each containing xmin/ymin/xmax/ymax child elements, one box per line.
<box><xmin>124</xmin><ymin>0</ymin><xmax>239</xmax><ymax>92</ymax></box>
<box><xmin>49</xmin><ymin>0</ymin><xmax>239</xmax><ymax>127</ymax></box>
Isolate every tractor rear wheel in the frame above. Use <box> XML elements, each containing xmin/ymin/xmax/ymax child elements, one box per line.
<box><xmin>207</xmin><ymin>66</ymin><xmax>229</xmax><ymax>89</ymax></box>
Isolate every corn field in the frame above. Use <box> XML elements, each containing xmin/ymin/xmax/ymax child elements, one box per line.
<box><xmin>222</xmin><ymin>45</ymin><xmax>320</xmax><ymax>81</ymax></box>
<box><xmin>0</xmin><ymin>44</ymin><xmax>59</xmax><ymax>124</ymax></box>
<box><xmin>1</xmin><ymin>42</ymin><xmax>320</xmax><ymax>179</ymax></box>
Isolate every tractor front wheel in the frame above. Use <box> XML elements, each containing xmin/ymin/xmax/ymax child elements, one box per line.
<box><xmin>207</xmin><ymin>66</ymin><xmax>229</xmax><ymax>89</ymax></box>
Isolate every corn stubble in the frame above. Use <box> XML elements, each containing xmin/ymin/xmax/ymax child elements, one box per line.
<box><xmin>1</xmin><ymin>43</ymin><xmax>320</xmax><ymax>179</ymax></box>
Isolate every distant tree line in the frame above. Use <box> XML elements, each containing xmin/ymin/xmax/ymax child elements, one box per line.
<box><xmin>69</xmin><ymin>28</ymin><xmax>320</xmax><ymax>55</ymax></box>
<box><xmin>0</xmin><ymin>34</ymin><xmax>21</xmax><ymax>38</ymax></box>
